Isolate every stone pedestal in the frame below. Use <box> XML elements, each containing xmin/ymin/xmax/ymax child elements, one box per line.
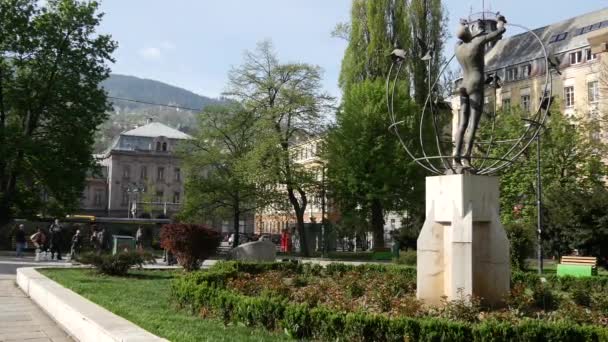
<box><xmin>417</xmin><ymin>175</ymin><xmax>509</xmax><ymax>307</ymax></box>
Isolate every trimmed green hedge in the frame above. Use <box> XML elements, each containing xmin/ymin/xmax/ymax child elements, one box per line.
<box><xmin>172</xmin><ymin>262</ymin><xmax>608</xmax><ymax>341</ymax></box>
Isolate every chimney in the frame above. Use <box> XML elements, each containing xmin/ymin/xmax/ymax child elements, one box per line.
<box><xmin>146</xmin><ymin>117</ymin><xmax>153</xmax><ymax>124</ymax></box>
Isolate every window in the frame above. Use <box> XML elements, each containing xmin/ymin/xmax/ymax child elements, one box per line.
<box><xmin>506</xmin><ymin>67</ymin><xmax>518</xmax><ymax>81</ymax></box>
<box><xmin>588</xmin><ymin>81</ymin><xmax>600</xmax><ymax>103</ymax></box>
<box><xmin>521</xmin><ymin>64</ymin><xmax>531</xmax><ymax>78</ymax></box>
<box><xmin>549</xmin><ymin>32</ymin><xmax>568</xmax><ymax>43</ymax></box>
<box><xmin>121</xmin><ymin>190</ymin><xmax>128</xmax><ymax>206</ymax></box>
<box><xmin>502</xmin><ymin>98</ymin><xmax>511</xmax><ymax>111</ymax></box>
<box><xmin>94</xmin><ymin>190</ymin><xmax>103</xmax><ymax>206</ymax></box>
<box><xmin>569</xmin><ymin>50</ymin><xmax>583</xmax><ymax>65</ymax></box>
<box><xmin>173</xmin><ymin>192</ymin><xmax>180</xmax><ymax>204</ymax></box>
<box><xmin>155</xmin><ymin>141</ymin><xmax>161</xmax><ymax>151</ymax></box>
<box><xmin>162</xmin><ymin>142</ymin><xmax>167</xmax><ymax>152</ymax></box>
<box><xmin>155</xmin><ymin>190</ymin><xmax>164</xmax><ymax>202</ymax></box>
<box><xmin>521</xmin><ymin>95</ymin><xmax>531</xmax><ymax>112</ymax></box>
<box><xmin>174</xmin><ymin>168</ymin><xmax>181</xmax><ymax>182</ymax></box>
<box><xmin>122</xmin><ymin>165</ymin><xmax>130</xmax><ymax>179</ymax></box>
<box><xmin>586</xmin><ymin>48</ymin><xmax>597</xmax><ymax>61</ymax></box>
<box><xmin>157</xmin><ymin>167</ymin><xmax>165</xmax><ymax>181</ymax></box>
<box><xmin>140</xmin><ymin>165</ymin><xmax>147</xmax><ymax>180</ymax></box>
<box><xmin>565</xmin><ymin>86</ymin><xmax>575</xmax><ymax>107</ymax></box>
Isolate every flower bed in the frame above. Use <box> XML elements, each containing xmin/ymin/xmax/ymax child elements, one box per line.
<box><xmin>171</xmin><ymin>262</ymin><xmax>608</xmax><ymax>341</ymax></box>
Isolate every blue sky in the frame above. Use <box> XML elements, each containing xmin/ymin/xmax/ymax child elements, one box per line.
<box><xmin>97</xmin><ymin>1</ymin><xmax>607</xmax><ymax>99</ymax></box>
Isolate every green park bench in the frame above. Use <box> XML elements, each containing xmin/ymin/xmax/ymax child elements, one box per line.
<box><xmin>556</xmin><ymin>256</ymin><xmax>597</xmax><ymax>277</ymax></box>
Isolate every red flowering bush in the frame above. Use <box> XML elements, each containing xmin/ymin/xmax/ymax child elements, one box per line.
<box><xmin>160</xmin><ymin>223</ymin><xmax>221</xmax><ymax>271</ymax></box>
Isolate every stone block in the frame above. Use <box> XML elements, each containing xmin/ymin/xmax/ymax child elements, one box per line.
<box><xmin>230</xmin><ymin>241</ymin><xmax>276</xmax><ymax>262</ymax></box>
<box><xmin>417</xmin><ymin>175</ymin><xmax>510</xmax><ymax>307</ymax></box>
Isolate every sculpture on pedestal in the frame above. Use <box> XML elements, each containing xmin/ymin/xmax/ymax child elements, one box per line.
<box><xmin>386</xmin><ymin>11</ymin><xmax>553</xmax><ymax>306</ymax></box>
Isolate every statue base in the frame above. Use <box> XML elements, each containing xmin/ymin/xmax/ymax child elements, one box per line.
<box><xmin>417</xmin><ymin>175</ymin><xmax>510</xmax><ymax>307</ymax></box>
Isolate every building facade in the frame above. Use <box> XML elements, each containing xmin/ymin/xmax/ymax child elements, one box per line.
<box><xmin>451</xmin><ymin>8</ymin><xmax>608</xmax><ymax>133</ymax></box>
<box><xmin>77</xmin><ymin>121</ymin><xmax>191</xmax><ymax>218</ymax></box>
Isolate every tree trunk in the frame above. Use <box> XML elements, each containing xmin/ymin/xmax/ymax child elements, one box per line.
<box><xmin>371</xmin><ymin>199</ymin><xmax>385</xmax><ymax>251</ymax></box>
<box><xmin>295</xmin><ymin>208</ymin><xmax>308</xmax><ymax>257</ymax></box>
<box><xmin>232</xmin><ymin>195</ymin><xmax>240</xmax><ymax>248</ymax></box>
<box><xmin>287</xmin><ymin>187</ymin><xmax>309</xmax><ymax>257</ymax></box>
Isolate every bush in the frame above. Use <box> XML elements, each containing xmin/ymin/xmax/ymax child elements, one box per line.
<box><xmin>504</xmin><ymin>221</ymin><xmax>534</xmax><ymax>271</ymax></box>
<box><xmin>395</xmin><ymin>250</ymin><xmax>417</xmax><ymax>265</ymax></box>
<box><xmin>160</xmin><ymin>223</ymin><xmax>221</xmax><ymax>271</ymax></box>
<box><xmin>77</xmin><ymin>251</ymin><xmax>154</xmax><ymax>276</ymax></box>
<box><xmin>171</xmin><ymin>262</ymin><xmax>608</xmax><ymax>341</ymax></box>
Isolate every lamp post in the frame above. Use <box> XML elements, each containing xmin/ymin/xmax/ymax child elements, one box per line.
<box><xmin>320</xmin><ymin>164</ymin><xmax>326</xmax><ymax>258</ymax></box>
<box><xmin>523</xmin><ymin>118</ymin><xmax>546</xmax><ymax>275</ymax></box>
<box><xmin>126</xmin><ymin>183</ymin><xmax>145</xmax><ymax>218</ymax></box>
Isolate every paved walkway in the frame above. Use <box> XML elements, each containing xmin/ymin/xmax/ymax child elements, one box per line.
<box><xmin>0</xmin><ymin>262</ymin><xmax>73</xmax><ymax>342</ymax></box>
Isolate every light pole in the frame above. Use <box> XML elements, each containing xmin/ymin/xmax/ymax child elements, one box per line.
<box><xmin>320</xmin><ymin>165</ymin><xmax>326</xmax><ymax>258</ymax></box>
<box><xmin>523</xmin><ymin>118</ymin><xmax>546</xmax><ymax>275</ymax></box>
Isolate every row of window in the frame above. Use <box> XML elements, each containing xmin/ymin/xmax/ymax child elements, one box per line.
<box><xmin>501</xmin><ymin>48</ymin><xmax>597</xmax><ymax>84</ymax></box>
<box><xmin>569</xmin><ymin>48</ymin><xmax>597</xmax><ymax>65</ymax></box>
<box><xmin>83</xmin><ymin>187</ymin><xmax>105</xmax><ymax>207</ymax></box>
<box><xmin>122</xmin><ymin>165</ymin><xmax>181</xmax><ymax>182</ymax></box>
<box><xmin>499</xmin><ymin>81</ymin><xmax>600</xmax><ymax>111</ymax></box>
<box><xmin>121</xmin><ymin>190</ymin><xmax>180</xmax><ymax>206</ymax></box>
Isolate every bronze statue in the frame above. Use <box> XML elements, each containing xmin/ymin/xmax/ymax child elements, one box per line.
<box><xmin>453</xmin><ymin>15</ymin><xmax>506</xmax><ymax>172</ymax></box>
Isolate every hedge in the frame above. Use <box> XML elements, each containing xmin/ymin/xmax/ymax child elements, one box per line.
<box><xmin>172</xmin><ymin>262</ymin><xmax>608</xmax><ymax>342</ymax></box>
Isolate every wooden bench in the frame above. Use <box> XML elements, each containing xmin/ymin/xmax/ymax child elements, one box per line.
<box><xmin>557</xmin><ymin>256</ymin><xmax>597</xmax><ymax>277</ymax></box>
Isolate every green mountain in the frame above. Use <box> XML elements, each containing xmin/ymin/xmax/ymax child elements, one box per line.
<box><xmin>95</xmin><ymin>74</ymin><xmax>219</xmax><ymax>152</ymax></box>
<box><xmin>102</xmin><ymin>74</ymin><xmax>219</xmax><ymax>111</ymax></box>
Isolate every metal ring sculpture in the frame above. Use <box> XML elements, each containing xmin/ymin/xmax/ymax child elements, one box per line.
<box><xmin>387</xmin><ymin>17</ymin><xmax>552</xmax><ymax>175</ymax></box>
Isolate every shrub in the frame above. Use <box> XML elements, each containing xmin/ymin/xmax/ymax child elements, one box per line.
<box><xmin>532</xmin><ymin>282</ymin><xmax>560</xmax><ymax>311</ymax></box>
<box><xmin>171</xmin><ymin>262</ymin><xmax>608</xmax><ymax>341</ymax></box>
<box><xmin>160</xmin><ymin>223</ymin><xmax>221</xmax><ymax>271</ymax></box>
<box><xmin>395</xmin><ymin>250</ymin><xmax>417</xmax><ymax>265</ymax></box>
<box><xmin>504</xmin><ymin>221</ymin><xmax>534</xmax><ymax>271</ymax></box>
<box><xmin>77</xmin><ymin>251</ymin><xmax>154</xmax><ymax>276</ymax></box>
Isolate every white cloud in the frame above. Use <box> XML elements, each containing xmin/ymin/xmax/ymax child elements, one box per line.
<box><xmin>139</xmin><ymin>47</ymin><xmax>162</xmax><ymax>60</ymax></box>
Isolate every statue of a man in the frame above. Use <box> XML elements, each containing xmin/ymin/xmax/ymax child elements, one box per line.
<box><xmin>453</xmin><ymin>15</ymin><xmax>506</xmax><ymax>172</ymax></box>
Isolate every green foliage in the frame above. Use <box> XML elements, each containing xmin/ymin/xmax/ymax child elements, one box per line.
<box><xmin>504</xmin><ymin>221</ymin><xmax>535</xmax><ymax>271</ymax></box>
<box><xmin>172</xmin><ymin>263</ymin><xmax>608</xmax><ymax>341</ymax></box>
<box><xmin>483</xmin><ymin>107</ymin><xmax>608</xmax><ymax>263</ymax></box>
<box><xmin>395</xmin><ymin>250</ymin><xmax>417</xmax><ymax>266</ymax></box>
<box><xmin>330</xmin><ymin>0</ymin><xmax>446</xmax><ymax>249</ymax></box>
<box><xmin>225</xmin><ymin>41</ymin><xmax>334</xmax><ymax>256</ymax></box>
<box><xmin>178</xmin><ymin>102</ymin><xmax>276</xmax><ymax>246</ymax></box>
<box><xmin>0</xmin><ymin>0</ymin><xmax>116</xmax><ymax>224</ymax></box>
<box><xmin>77</xmin><ymin>251</ymin><xmax>154</xmax><ymax>276</ymax></box>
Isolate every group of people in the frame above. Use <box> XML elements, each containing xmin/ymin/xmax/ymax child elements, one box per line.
<box><xmin>14</xmin><ymin>221</ymin><xmax>147</xmax><ymax>260</ymax></box>
<box><xmin>15</xmin><ymin>219</ymin><xmax>67</xmax><ymax>259</ymax></box>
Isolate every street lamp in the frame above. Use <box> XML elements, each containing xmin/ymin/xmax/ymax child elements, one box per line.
<box><xmin>522</xmin><ymin>118</ymin><xmax>547</xmax><ymax>275</ymax></box>
<box><xmin>126</xmin><ymin>183</ymin><xmax>145</xmax><ymax>218</ymax></box>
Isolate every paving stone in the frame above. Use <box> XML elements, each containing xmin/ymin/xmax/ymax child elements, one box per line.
<box><xmin>0</xmin><ymin>276</ymin><xmax>72</xmax><ymax>341</ymax></box>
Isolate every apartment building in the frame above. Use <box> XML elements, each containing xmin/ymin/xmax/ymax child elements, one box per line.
<box><xmin>452</xmin><ymin>8</ymin><xmax>608</xmax><ymax>131</ymax></box>
<box><xmin>77</xmin><ymin>120</ymin><xmax>191</xmax><ymax>218</ymax></box>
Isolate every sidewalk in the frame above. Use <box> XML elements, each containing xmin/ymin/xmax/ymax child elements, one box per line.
<box><xmin>0</xmin><ymin>275</ymin><xmax>73</xmax><ymax>342</ymax></box>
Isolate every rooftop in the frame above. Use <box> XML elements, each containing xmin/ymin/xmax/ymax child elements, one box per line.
<box><xmin>121</xmin><ymin>122</ymin><xmax>191</xmax><ymax>140</ymax></box>
<box><xmin>485</xmin><ymin>7</ymin><xmax>608</xmax><ymax>70</ymax></box>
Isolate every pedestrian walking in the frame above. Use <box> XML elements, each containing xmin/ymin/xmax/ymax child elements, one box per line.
<box><xmin>97</xmin><ymin>227</ymin><xmax>107</xmax><ymax>253</ymax></box>
<box><xmin>135</xmin><ymin>226</ymin><xmax>144</xmax><ymax>251</ymax></box>
<box><xmin>70</xmin><ymin>230</ymin><xmax>82</xmax><ymax>260</ymax></box>
<box><xmin>15</xmin><ymin>224</ymin><xmax>26</xmax><ymax>257</ymax></box>
<box><xmin>49</xmin><ymin>219</ymin><xmax>63</xmax><ymax>260</ymax></box>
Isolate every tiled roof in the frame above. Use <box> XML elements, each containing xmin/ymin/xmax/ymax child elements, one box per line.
<box><xmin>121</xmin><ymin>122</ymin><xmax>191</xmax><ymax>140</ymax></box>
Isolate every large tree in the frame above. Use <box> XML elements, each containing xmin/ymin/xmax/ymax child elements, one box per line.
<box><xmin>0</xmin><ymin>0</ymin><xmax>116</xmax><ymax>226</ymax></box>
<box><xmin>179</xmin><ymin>103</ymin><xmax>275</xmax><ymax>247</ymax></box>
<box><xmin>327</xmin><ymin>0</ymin><xmax>446</xmax><ymax>250</ymax></box>
<box><xmin>225</xmin><ymin>41</ymin><xmax>334</xmax><ymax>256</ymax></box>
<box><xmin>483</xmin><ymin>105</ymin><xmax>608</xmax><ymax>264</ymax></box>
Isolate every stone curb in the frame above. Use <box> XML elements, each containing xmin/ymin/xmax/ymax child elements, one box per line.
<box><xmin>16</xmin><ymin>267</ymin><xmax>168</xmax><ymax>342</ymax></box>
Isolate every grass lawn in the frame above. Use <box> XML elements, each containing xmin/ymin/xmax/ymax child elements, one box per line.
<box><xmin>39</xmin><ymin>268</ymin><xmax>289</xmax><ymax>342</ymax></box>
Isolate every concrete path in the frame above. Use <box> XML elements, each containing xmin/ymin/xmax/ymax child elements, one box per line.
<box><xmin>0</xmin><ymin>254</ymin><xmax>74</xmax><ymax>342</ymax></box>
